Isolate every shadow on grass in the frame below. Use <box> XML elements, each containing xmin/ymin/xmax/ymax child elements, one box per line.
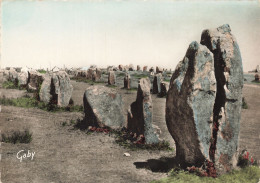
<box><xmin>72</xmin><ymin>118</ymin><xmax>89</xmax><ymax>131</ymax></box>
<box><xmin>134</xmin><ymin>157</ymin><xmax>178</xmax><ymax>173</ymax></box>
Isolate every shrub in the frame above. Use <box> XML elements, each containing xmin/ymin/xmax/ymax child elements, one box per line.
<box><xmin>237</xmin><ymin>149</ymin><xmax>258</xmax><ymax>168</ymax></box>
<box><xmin>1</xmin><ymin>129</ymin><xmax>32</xmax><ymax>144</ymax></box>
<box><xmin>242</xmin><ymin>97</ymin><xmax>248</xmax><ymax>109</ymax></box>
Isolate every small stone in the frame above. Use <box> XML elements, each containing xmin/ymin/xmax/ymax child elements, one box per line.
<box><xmin>124</xmin><ymin>153</ymin><xmax>131</xmax><ymax>157</ymax></box>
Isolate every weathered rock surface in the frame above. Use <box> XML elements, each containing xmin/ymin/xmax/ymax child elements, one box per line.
<box><xmin>166</xmin><ymin>25</ymin><xmax>243</xmax><ymax>174</ymax></box>
<box><xmin>127</xmin><ymin>78</ymin><xmax>159</xmax><ymax>144</ymax></box>
<box><xmin>118</xmin><ymin>65</ymin><xmax>124</xmax><ymax>71</ymax></box>
<box><xmin>8</xmin><ymin>68</ymin><xmax>18</xmax><ymax>83</ymax></box>
<box><xmin>51</xmin><ymin>71</ymin><xmax>73</xmax><ymax>107</ymax></box>
<box><xmin>27</xmin><ymin>70</ymin><xmax>44</xmax><ymax>91</ymax></box>
<box><xmin>159</xmin><ymin>82</ymin><xmax>169</xmax><ymax>97</ymax></box>
<box><xmin>156</xmin><ymin>66</ymin><xmax>163</xmax><ymax>73</ymax></box>
<box><xmin>129</xmin><ymin>64</ymin><xmax>134</xmax><ymax>71</ymax></box>
<box><xmin>39</xmin><ymin>74</ymin><xmax>52</xmax><ymax>104</ymax></box>
<box><xmin>124</xmin><ymin>73</ymin><xmax>131</xmax><ymax>89</ymax></box>
<box><xmin>201</xmin><ymin>24</ymin><xmax>243</xmax><ymax>174</ymax></box>
<box><xmin>83</xmin><ymin>85</ymin><xmax>125</xmax><ymax>129</ymax></box>
<box><xmin>17</xmin><ymin>71</ymin><xmax>28</xmax><ymax>88</ymax></box>
<box><xmin>166</xmin><ymin>41</ymin><xmax>216</xmax><ymax>167</ymax></box>
<box><xmin>92</xmin><ymin>68</ymin><xmax>102</xmax><ymax>82</ymax></box>
<box><xmin>153</xmin><ymin>73</ymin><xmax>162</xmax><ymax>94</ymax></box>
<box><xmin>39</xmin><ymin>71</ymin><xmax>73</xmax><ymax>107</ymax></box>
<box><xmin>108</xmin><ymin>71</ymin><xmax>116</xmax><ymax>85</ymax></box>
<box><xmin>137</xmin><ymin>65</ymin><xmax>141</xmax><ymax>71</ymax></box>
<box><xmin>143</xmin><ymin>66</ymin><xmax>148</xmax><ymax>72</ymax></box>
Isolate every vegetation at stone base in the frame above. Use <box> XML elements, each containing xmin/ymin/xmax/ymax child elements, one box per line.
<box><xmin>0</xmin><ymin>95</ymin><xmax>83</xmax><ymax>112</ymax></box>
<box><xmin>151</xmin><ymin>166</ymin><xmax>260</xmax><ymax>183</ymax></box>
<box><xmin>105</xmin><ymin>84</ymin><xmax>117</xmax><ymax>88</ymax></box>
<box><xmin>2</xmin><ymin>81</ymin><xmax>17</xmax><ymax>89</ymax></box>
<box><xmin>242</xmin><ymin>97</ymin><xmax>248</xmax><ymax>109</ymax></box>
<box><xmin>71</xmin><ymin>76</ymin><xmax>105</xmax><ymax>85</ymax></box>
<box><xmin>237</xmin><ymin>149</ymin><xmax>258</xmax><ymax>168</ymax></box>
<box><xmin>37</xmin><ymin>69</ymin><xmax>47</xmax><ymax>74</ymax></box>
<box><xmin>67</xmin><ymin>120</ymin><xmax>173</xmax><ymax>151</ymax></box>
<box><xmin>124</xmin><ymin>87</ymin><xmax>138</xmax><ymax>94</ymax></box>
<box><xmin>163</xmin><ymin>78</ymin><xmax>171</xmax><ymax>82</ymax></box>
<box><xmin>116</xmin><ymin>72</ymin><xmax>126</xmax><ymax>77</ymax></box>
<box><xmin>1</xmin><ymin>129</ymin><xmax>32</xmax><ymax>144</ymax></box>
<box><xmin>2</xmin><ymin>80</ymin><xmax>26</xmax><ymax>90</ymax></box>
<box><xmin>111</xmin><ymin>128</ymin><xmax>173</xmax><ymax>151</ymax></box>
<box><xmin>131</xmin><ymin>73</ymin><xmax>149</xmax><ymax>79</ymax></box>
<box><xmin>251</xmin><ymin>80</ymin><xmax>260</xmax><ymax>84</ymax></box>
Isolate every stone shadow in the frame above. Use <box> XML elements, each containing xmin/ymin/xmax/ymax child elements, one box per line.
<box><xmin>134</xmin><ymin>156</ymin><xmax>178</xmax><ymax>173</ymax></box>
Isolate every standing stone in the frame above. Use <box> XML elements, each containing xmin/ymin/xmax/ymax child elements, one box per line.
<box><xmin>124</xmin><ymin>65</ymin><xmax>129</xmax><ymax>71</ymax></box>
<box><xmin>86</xmin><ymin>68</ymin><xmax>94</xmax><ymax>80</ymax></box>
<box><xmin>201</xmin><ymin>24</ymin><xmax>243</xmax><ymax>174</ymax></box>
<box><xmin>107</xmin><ymin>66</ymin><xmax>114</xmax><ymax>72</ymax></box>
<box><xmin>39</xmin><ymin>73</ymin><xmax>52</xmax><ymax>104</ymax></box>
<box><xmin>156</xmin><ymin>66</ymin><xmax>163</xmax><ymax>73</ymax></box>
<box><xmin>51</xmin><ymin>71</ymin><xmax>73</xmax><ymax>107</ymax></box>
<box><xmin>149</xmin><ymin>67</ymin><xmax>154</xmax><ymax>72</ymax></box>
<box><xmin>15</xmin><ymin>67</ymin><xmax>22</xmax><ymax>73</ymax></box>
<box><xmin>108</xmin><ymin>71</ymin><xmax>116</xmax><ymax>85</ymax></box>
<box><xmin>113</xmin><ymin>67</ymin><xmax>118</xmax><ymax>71</ymax></box>
<box><xmin>166</xmin><ymin>41</ymin><xmax>216</xmax><ymax>167</ymax></box>
<box><xmin>27</xmin><ymin>70</ymin><xmax>44</xmax><ymax>91</ymax></box>
<box><xmin>129</xmin><ymin>64</ymin><xmax>134</xmax><ymax>71</ymax></box>
<box><xmin>153</xmin><ymin>73</ymin><xmax>162</xmax><ymax>94</ymax></box>
<box><xmin>118</xmin><ymin>65</ymin><xmax>124</xmax><ymax>71</ymax></box>
<box><xmin>143</xmin><ymin>66</ymin><xmax>148</xmax><ymax>72</ymax></box>
<box><xmin>8</xmin><ymin>68</ymin><xmax>18</xmax><ymax>83</ymax></box>
<box><xmin>256</xmin><ymin>65</ymin><xmax>259</xmax><ymax>72</ymax></box>
<box><xmin>17</xmin><ymin>71</ymin><xmax>28</xmax><ymax>88</ymax></box>
<box><xmin>255</xmin><ymin>74</ymin><xmax>259</xmax><ymax>81</ymax></box>
<box><xmin>93</xmin><ymin>68</ymin><xmax>102</xmax><ymax>82</ymax></box>
<box><xmin>83</xmin><ymin>85</ymin><xmax>125</xmax><ymax>129</ymax></box>
<box><xmin>124</xmin><ymin>73</ymin><xmax>131</xmax><ymax>89</ymax></box>
<box><xmin>137</xmin><ymin>65</ymin><xmax>141</xmax><ymax>71</ymax></box>
<box><xmin>158</xmin><ymin>82</ymin><xmax>169</xmax><ymax>97</ymax></box>
<box><xmin>127</xmin><ymin>78</ymin><xmax>159</xmax><ymax>144</ymax></box>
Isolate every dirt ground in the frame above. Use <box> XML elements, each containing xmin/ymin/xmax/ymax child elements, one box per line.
<box><xmin>0</xmin><ymin>78</ymin><xmax>259</xmax><ymax>183</ymax></box>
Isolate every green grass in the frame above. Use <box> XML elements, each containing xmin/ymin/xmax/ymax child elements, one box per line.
<box><xmin>126</xmin><ymin>87</ymin><xmax>138</xmax><ymax>91</ymax></box>
<box><xmin>131</xmin><ymin>73</ymin><xmax>149</xmax><ymax>79</ymax></box>
<box><xmin>71</xmin><ymin>76</ymin><xmax>105</xmax><ymax>85</ymax></box>
<box><xmin>251</xmin><ymin>80</ymin><xmax>260</xmax><ymax>84</ymax></box>
<box><xmin>0</xmin><ymin>96</ymin><xmax>83</xmax><ymax>112</ymax></box>
<box><xmin>151</xmin><ymin>166</ymin><xmax>260</xmax><ymax>183</ymax></box>
<box><xmin>37</xmin><ymin>69</ymin><xmax>47</xmax><ymax>74</ymax></box>
<box><xmin>2</xmin><ymin>80</ymin><xmax>25</xmax><ymax>90</ymax></box>
<box><xmin>106</xmin><ymin>84</ymin><xmax>117</xmax><ymax>88</ymax></box>
<box><xmin>117</xmin><ymin>72</ymin><xmax>126</xmax><ymax>77</ymax></box>
<box><xmin>164</xmin><ymin>78</ymin><xmax>171</xmax><ymax>82</ymax></box>
<box><xmin>1</xmin><ymin>129</ymin><xmax>32</xmax><ymax>144</ymax></box>
<box><xmin>2</xmin><ymin>81</ymin><xmax>17</xmax><ymax>89</ymax></box>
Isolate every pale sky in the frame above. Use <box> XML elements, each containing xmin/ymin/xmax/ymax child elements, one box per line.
<box><xmin>1</xmin><ymin>0</ymin><xmax>260</xmax><ymax>71</ymax></box>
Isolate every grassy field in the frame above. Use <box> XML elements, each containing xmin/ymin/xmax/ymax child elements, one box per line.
<box><xmin>152</xmin><ymin>166</ymin><xmax>260</xmax><ymax>183</ymax></box>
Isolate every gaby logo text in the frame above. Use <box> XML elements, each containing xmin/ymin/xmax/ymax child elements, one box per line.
<box><xmin>17</xmin><ymin>150</ymin><xmax>35</xmax><ymax>162</ymax></box>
